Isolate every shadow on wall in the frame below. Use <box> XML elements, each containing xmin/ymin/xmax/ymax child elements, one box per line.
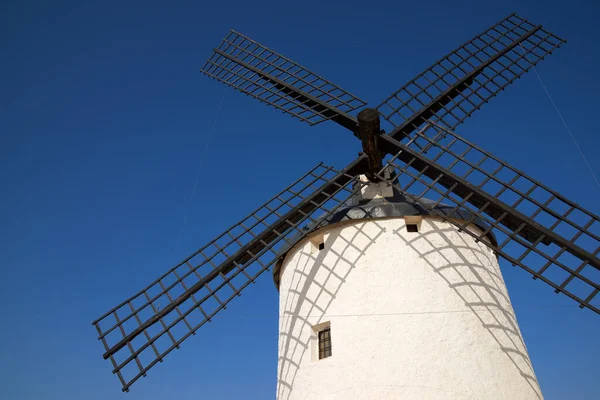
<box><xmin>277</xmin><ymin>220</ymin><xmax>387</xmax><ymax>400</ymax></box>
<box><xmin>276</xmin><ymin>218</ymin><xmax>541</xmax><ymax>400</ymax></box>
<box><xmin>392</xmin><ymin>221</ymin><xmax>541</xmax><ymax>399</ymax></box>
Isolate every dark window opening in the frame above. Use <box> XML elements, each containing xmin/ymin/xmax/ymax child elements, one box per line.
<box><xmin>406</xmin><ymin>224</ymin><xmax>419</xmax><ymax>233</ymax></box>
<box><xmin>318</xmin><ymin>242</ymin><xmax>325</xmax><ymax>251</ymax></box>
<box><xmin>318</xmin><ymin>327</ymin><xmax>332</xmax><ymax>359</ymax></box>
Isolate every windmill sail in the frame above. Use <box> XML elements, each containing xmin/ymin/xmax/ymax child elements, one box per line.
<box><xmin>92</xmin><ymin>163</ymin><xmax>365</xmax><ymax>391</ymax></box>
<box><xmin>201</xmin><ymin>30</ymin><xmax>366</xmax><ymax>131</ymax></box>
<box><xmin>376</xmin><ymin>13</ymin><xmax>566</xmax><ymax>145</ymax></box>
<box><xmin>377</xmin><ymin>122</ymin><xmax>600</xmax><ymax>314</ymax></box>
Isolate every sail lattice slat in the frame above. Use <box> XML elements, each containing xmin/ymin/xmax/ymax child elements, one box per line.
<box><xmin>201</xmin><ymin>30</ymin><xmax>366</xmax><ymax>126</ymax></box>
<box><xmin>376</xmin><ymin>13</ymin><xmax>566</xmax><ymax>143</ymax></box>
<box><xmin>92</xmin><ymin>163</ymin><xmax>364</xmax><ymax>392</ymax></box>
<box><xmin>378</xmin><ymin>124</ymin><xmax>600</xmax><ymax>313</ymax></box>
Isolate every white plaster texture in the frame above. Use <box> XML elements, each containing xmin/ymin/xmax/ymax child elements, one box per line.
<box><xmin>276</xmin><ymin>217</ymin><xmax>542</xmax><ymax>400</ymax></box>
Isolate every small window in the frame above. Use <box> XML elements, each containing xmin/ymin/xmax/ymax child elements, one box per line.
<box><xmin>404</xmin><ymin>216</ymin><xmax>422</xmax><ymax>233</ymax></box>
<box><xmin>406</xmin><ymin>223</ymin><xmax>419</xmax><ymax>233</ymax></box>
<box><xmin>318</xmin><ymin>327</ymin><xmax>332</xmax><ymax>359</ymax></box>
<box><xmin>310</xmin><ymin>233</ymin><xmax>326</xmax><ymax>254</ymax></box>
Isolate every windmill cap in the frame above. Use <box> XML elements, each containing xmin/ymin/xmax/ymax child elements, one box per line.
<box><xmin>271</xmin><ymin>186</ymin><xmax>497</xmax><ymax>289</ymax></box>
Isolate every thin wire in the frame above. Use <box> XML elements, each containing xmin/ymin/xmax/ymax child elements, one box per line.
<box><xmin>173</xmin><ymin>88</ymin><xmax>228</xmax><ymax>253</ymax></box>
<box><xmin>519</xmin><ymin>44</ymin><xmax>600</xmax><ymax>188</ymax></box>
<box><xmin>212</xmin><ymin>303</ymin><xmax>600</xmax><ymax>319</ymax></box>
<box><xmin>532</xmin><ymin>67</ymin><xmax>600</xmax><ymax>188</ymax></box>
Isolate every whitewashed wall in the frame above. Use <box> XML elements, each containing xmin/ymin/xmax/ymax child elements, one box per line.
<box><xmin>276</xmin><ymin>217</ymin><xmax>542</xmax><ymax>400</ymax></box>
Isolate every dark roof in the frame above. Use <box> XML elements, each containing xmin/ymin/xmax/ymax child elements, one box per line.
<box><xmin>272</xmin><ymin>187</ymin><xmax>496</xmax><ymax>288</ymax></box>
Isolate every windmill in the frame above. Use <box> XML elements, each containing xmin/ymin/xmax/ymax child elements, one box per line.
<box><xmin>92</xmin><ymin>12</ymin><xmax>600</xmax><ymax>399</ymax></box>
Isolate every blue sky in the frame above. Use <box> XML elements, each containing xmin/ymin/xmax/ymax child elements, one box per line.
<box><xmin>2</xmin><ymin>0</ymin><xmax>600</xmax><ymax>399</ymax></box>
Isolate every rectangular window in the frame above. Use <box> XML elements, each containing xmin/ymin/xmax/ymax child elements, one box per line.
<box><xmin>404</xmin><ymin>216</ymin><xmax>422</xmax><ymax>233</ymax></box>
<box><xmin>318</xmin><ymin>327</ymin><xmax>332</xmax><ymax>359</ymax></box>
<box><xmin>310</xmin><ymin>234</ymin><xmax>327</xmax><ymax>254</ymax></box>
<box><xmin>406</xmin><ymin>223</ymin><xmax>419</xmax><ymax>233</ymax></box>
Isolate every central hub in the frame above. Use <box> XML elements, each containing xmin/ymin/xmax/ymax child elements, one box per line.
<box><xmin>356</xmin><ymin>108</ymin><xmax>384</xmax><ymax>182</ymax></box>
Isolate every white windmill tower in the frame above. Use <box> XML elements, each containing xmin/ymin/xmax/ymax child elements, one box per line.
<box><xmin>273</xmin><ymin>170</ymin><xmax>541</xmax><ymax>399</ymax></box>
<box><xmin>93</xmin><ymin>13</ymin><xmax>600</xmax><ymax>400</ymax></box>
